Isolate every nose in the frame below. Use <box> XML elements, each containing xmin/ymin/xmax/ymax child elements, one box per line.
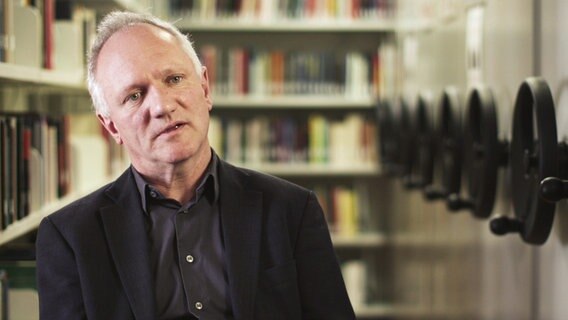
<box><xmin>148</xmin><ymin>86</ymin><xmax>176</xmax><ymax>117</ymax></box>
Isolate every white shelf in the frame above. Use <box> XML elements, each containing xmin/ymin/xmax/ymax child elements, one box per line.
<box><xmin>114</xmin><ymin>0</ymin><xmax>148</xmax><ymax>12</ymax></box>
<box><xmin>175</xmin><ymin>17</ymin><xmax>438</xmax><ymax>34</ymax></box>
<box><xmin>391</xmin><ymin>234</ymin><xmax>474</xmax><ymax>249</ymax></box>
<box><xmin>212</xmin><ymin>95</ymin><xmax>376</xmax><ymax>109</ymax></box>
<box><xmin>232</xmin><ymin>162</ymin><xmax>381</xmax><ymax>176</ymax></box>
<box><xmin>81</xmin><ymin>0</ymin><xmax>151</xmax><ymax>14</ymax></box>
<box><xmin>355</xmin><ymin>303</ymin><xmax>463</xmax><ymax>318</ymax></box>
<box><xmin>174</xmin><ymin>19</ymin><xmax>397</xmax><ymax>32</ymax></box>
<box><xmin>332</xmin><ymin>232</ymin><xmax>387</xmax><ymax>248</ymax></box>
<box><xmin>0</xmin><ymin>181</ymin><xmax>112</xmax><ymax>246</ymax></box>
<box><xmin>354</xmin><ymin>303</ymin><xmax>395</xmax><ymax>318</ymax></box>
<box><xmin>0</xmin><ymin>63</ymin><xmax>85</xmax><ymax>90</ymax></box>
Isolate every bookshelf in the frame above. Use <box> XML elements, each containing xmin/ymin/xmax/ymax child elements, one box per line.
<box><xmin>0</xmin><ymin>0</ymin><xmax>395</xmax><ymax>317</ymax></box>
<box><xmin>77</xmin><ymin>0</ymin><xmax>154</xmax><ymax>14</ymax></box>
<box><xmin>212</xmin><ymin>95</ymin><xmax>376</xmax><ymax>109</ymax></box>
<box><xmin>0</xmin><ymin>178</ymin><xmax>113</xmax><ymax>247</ymax></box>
<box><xmin>165</xmin><ymin>1</ymin><xmax>398</xmax><ymax>317</ymax></box>
<box><xmin>0</xmin><ymin>62</ymin><xmax>85</xmax><ymax>90</ymax></box>
<box><xmin>0</xmin><ymin>0</ymin><xmax>148</xmax><ymax>244</ymax></box>
<box><xmin>332</xmin><ymin>232</ymin><xmax>388</xmax><ymax>248</ymax></box>
<box><xmin>231</xmin><ymin>162</ymin><xmax>380</xmax><ymax>176</ymax></box>
<box><xmin>174</xmin><ymin>20</ymin><xmax>398</xmax><ymax>33</ymax></box>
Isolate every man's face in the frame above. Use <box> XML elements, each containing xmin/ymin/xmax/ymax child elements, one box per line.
<box><xmin>95</xmin><ymin>24</ymin><xmax>212</xmax><ymax>172</ymax></box>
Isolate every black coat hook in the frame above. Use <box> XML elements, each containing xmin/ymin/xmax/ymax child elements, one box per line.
<box><xmin>424</xmin><ymin>87</ymin><xmax>463</xmax><ymax>201</ymax></box>
<box><xmin>403</xmin><ymin>93</ymin><xmax>435</xmax><ymax>189</ymax></box>
<box><xmin>397</xmin><ymin>97</ymin><xmax>418</xmax><ymax>189</ymax></box>
<box><xmin>376</xmin><ymin>99</ymin><xmax>401</xmax><ymax>176</ymax></box>
<box><xmin>490</xmin><ymin>77</ymin><xmax>557</xmax><ymax>245</ymax></box>
<box><xmin>447</xmin><ymin>86</ymin><xmax>509</xmax><ymax>219</ymax></box>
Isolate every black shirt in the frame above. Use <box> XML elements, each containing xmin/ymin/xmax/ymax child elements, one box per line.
<box><xmin>132</xmin><ymin>153</ymin><xmax>233</xmax><ymax>319</ymax></box>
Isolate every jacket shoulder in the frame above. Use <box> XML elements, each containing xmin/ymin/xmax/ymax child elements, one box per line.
<box><xmin>43</xmin><ymin>182</ymin><xmax>113</xmax><ymax>225</ymax></box>
<box><xmin>221</xmin><ymin>160</ymin><xmax>311</xmax><ymax>197</ymax></box>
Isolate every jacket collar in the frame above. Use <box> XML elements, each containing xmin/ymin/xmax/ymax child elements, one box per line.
<box><xmin>100</xmin><ymin>160</ymin><xmax>263</xmax><ymax>320</ymax></box>
<box><xmin>100</xmin><ymin>168</ymin><xmax>156</xmax><ymax>320</ymax></box>
<box><xmin>218</xmin><ymin>160</ymin><xmax>263</xmax><ymax>320</ymax></box>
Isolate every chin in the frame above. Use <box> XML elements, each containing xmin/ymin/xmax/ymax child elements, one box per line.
<box><xmin>162</xmin><ymin>152</ymin><xmax>193</xmax><ymax>164</ymax></box>
<box><xmin>153</xmin><ymin>139</ymin><xmax>208</xmax><ymax>163</ymax></box>
<box><xmin>164</xmin><ymin>147</ymin><xmax>200</xmax><ymax>163</ymax></box>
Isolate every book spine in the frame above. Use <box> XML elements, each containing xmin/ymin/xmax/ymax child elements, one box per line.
<box><xmin>169</xmin><ymin>0</ymin><xmax>395</xmax><ymax>20</ymax></box>
<box><xmin>44</xmin><ymin>0</ymin><xmax>55</xmax><ymax>69</ymax></box>
<box><xmin>0</xmin><ymin>113</ymin><xmax>77</xmax><ymax>229</ymax></box>
<box><xmin>198</xmin><ymin>45</ymin><xmax>378</xmax><ymax>98</ymax></box>
<box><xmin>0</xmin><ymin>116</ymin><xmax>6</xmax><ymax>229</ymax></box>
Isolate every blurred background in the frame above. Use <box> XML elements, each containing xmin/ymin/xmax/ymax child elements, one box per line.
<box><xmin>1</xmin><ymin>0</ymin><xmax>568</xmax><ymax>319</ymax></box>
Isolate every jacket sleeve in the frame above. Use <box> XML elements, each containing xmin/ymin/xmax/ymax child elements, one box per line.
<box><xmin>36</xmin><ymin>217</ymin><xmax>87</xmax><ymax>320</ymax></box>
<box><xmin>294</xmin><ymin>191</ymin><xmax>356</xmax><ymax>320</ymax></box>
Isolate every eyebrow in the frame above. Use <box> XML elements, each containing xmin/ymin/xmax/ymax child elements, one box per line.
<box><xmin>116</xmin><ymin>65</ymin><xmax>194</xmax><ymax>100</ymax></box>
<box><xmin>159</xmin><ymin>66</ymin><xmax>193</xmax><ymax>78</ymax></box>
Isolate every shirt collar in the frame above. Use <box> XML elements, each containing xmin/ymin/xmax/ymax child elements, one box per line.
<box><xmin>131</xmin><ymin>150</ymin><xmax>220</xmax><ymax>213</ymax></box>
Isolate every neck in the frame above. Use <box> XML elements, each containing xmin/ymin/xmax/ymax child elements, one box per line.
<box><xmin>135</xmin><ymin>147</ymin><xmax>212</xmax><ymax>204</ymax></box>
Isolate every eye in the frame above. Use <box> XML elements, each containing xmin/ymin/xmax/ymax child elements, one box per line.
<box><xmin>128</xmin><ymin>92</ymin><xmax>142</xmax><ymax>102</ymax></box>
<box><xmin>123</xmin><ymin>91</ymin><xmax>142</xmax><ymax>105</ymax></box>
<box><xmin>169</xmin><ymin>75</ymin><xmax>183</xmax><ymax>84</ymax></box>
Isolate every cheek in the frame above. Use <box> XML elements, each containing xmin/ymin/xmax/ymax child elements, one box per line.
<box><xmin>132</xmin><ymin>112</ymin><xmax>147</xmax><ymax>127</ymax></box>
<box><xmin>113</xmin><ymin>112</ymin><xmax>147</xmax><ymax>141</ymax></box>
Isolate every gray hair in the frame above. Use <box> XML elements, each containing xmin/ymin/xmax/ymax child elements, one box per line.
<box><xmin>87</xmin><ymin>11</ymin><xmax>203</xmax><ymax>117</ymax></box>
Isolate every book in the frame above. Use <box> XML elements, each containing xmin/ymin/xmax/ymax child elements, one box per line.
<box><xmin>308</xmin><ymin>114</ymin><xmax>328</xmax><ymax>164</ymax></box>
<box><xmin>199</xmin><ymin>45</ymin><xmax>380</xmax><ymax>97</ymax></box>
<box><xmin>13</xmin><ymin>3</ymin><xmax>42</xmax><ymax>68</ymax></box>
<box><xmin>169</xmin><ymin>0</ymin><xmax>396</xmax><ymax>21</ymax></box>
<box><xmin>1</xmin><ymin>0</ymin><xmax>15</xmax><ymax>63</ymax></box>
<box><xmin>16</xmin><ymin>116</ymin><xmax>31</xmax><ymax>220</ymax></box>
<box><xmin>43</xmin><ymin>0</ymin><xmax>55</xmax><ymax>69</ymax></box>
<box><xmin>210</xmin><ymin>112</ymin><xmax>376</xmax><ymax>167</ymax></box>
<box><xmin>68</xmin><ymin>135</ymin><xmax>108</xmax><ymax>193</ymax></box>
<box><xmin>7</xmin><ymin>116</ymin><xmax>16</xmax><ymax>224</ymax></box>
<box><xmin>0</xmin><ymin>116</ymin><xmax>7</xmax><ymax>228</ymax></box>
<box><xmin>0</xmin><ymin>0</ymin><xmax>6</xmax><ymax>61</ymax></box>
<box><xmin>0</xmin><ymin>112</ymin><xmax>71</xmax><ymax>229</ymax></box>
<box><xmin>342</xmin><ymin>260</ymin><xmax>367</xmax><ymax>308</ymax></box>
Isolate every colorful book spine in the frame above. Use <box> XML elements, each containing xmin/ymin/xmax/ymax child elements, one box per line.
<box><xmin>311</xmin><ymin>182</ymin><xmax>372</xmax><ymax>235</ymax></box>
<box><xmin>43</xmin><ymin>0</ymin><xmax>55</xmax><ymax>69</ymax></box>
<box><xmin>199</xmin><ymin>45</ymin><xmax>383</xmax><ymax>98</ymax></box>
<box><xmin>0</xmin><ymin>113</ymin><xmax>70</xmax><ymax>230</ymax></box>
<box><xmin>208</xmin><ymin>112</ymin><xmax>377</xmax><ymax>166</ymax></box>
<box><xmin>169</xmin><ymin>0</ymin><xmax>396</xmax><ymax>21</ymax></box>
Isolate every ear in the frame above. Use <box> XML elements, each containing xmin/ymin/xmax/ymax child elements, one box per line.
<box><xmin>201</xmin><ymin>66</ymin><xmax>213</xmax><ymax>112</ymax></box>
<box><xmin>97</xmin><ymin>113</ymin><xmax>123</xmax><ymax>145</ymax></box>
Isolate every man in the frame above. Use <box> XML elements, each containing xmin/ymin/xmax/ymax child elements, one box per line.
<box><xmin>35</xmin><ymin>11</ymin><xmax>355</xmax><ymax>320</ymax></box>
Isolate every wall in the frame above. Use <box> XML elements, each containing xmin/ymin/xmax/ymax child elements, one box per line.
<box><xmin>537</xmin><ymin>0</ymin><xmax>568</xmax><ymax>319</ymax></box>
<box><xmin>389</xmin><ymin>0</ymin><xmax>543</xmax><ymax>318</ymax></box>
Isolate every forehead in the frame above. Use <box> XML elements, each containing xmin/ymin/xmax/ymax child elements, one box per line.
<box><xmin>98</xmin><ymin>23</ymin><xmax>184</xmax><ymax>62</ymax></box>
<box><xmin>95</xmin><ymin>24</ymin><xmax>194</xmax><ymax>89</ymax></box>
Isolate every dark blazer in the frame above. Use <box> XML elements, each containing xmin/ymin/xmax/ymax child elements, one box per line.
<box><xmin>36</xmin><ymin>159</ymin><xmax>355</xmax><ymax>320</ymax></box>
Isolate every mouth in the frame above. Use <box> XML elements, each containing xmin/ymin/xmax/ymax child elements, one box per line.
<box><xmin>157</xmin><ymin>122</ymin><xmax>186</xmax><ymax>137</ymax></box>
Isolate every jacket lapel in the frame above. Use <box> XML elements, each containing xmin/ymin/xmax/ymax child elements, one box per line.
<box><xmin>218</xmin><ymin>160</ymin><xmax>263</xmax><ymax>320</ymax></box>
<box><xmin>99</xmin><ymin>169</ymin><xmax>156</xmax><ymax>320</ymax></box>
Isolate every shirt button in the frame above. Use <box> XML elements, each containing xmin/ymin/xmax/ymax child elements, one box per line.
<box><xmin>186</xmin><ymin>255</ymin><xmax>194</xmax><ymax>263</ymax></box>
<box><xmin>195</xmin><ymin>301</ymin><xmax>203</xmax><ymax>310</ymax></box>
<box><xmin>149</xmin><ymin>190</ymin><xmax>158</xmax><ymax>198</ymax></box>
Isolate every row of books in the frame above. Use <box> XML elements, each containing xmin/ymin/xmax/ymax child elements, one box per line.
<box><xmin>208</xmin><ymin>113</ymin><xmax>378</xmax><ymax>166</ymax></box>
<box><xmin>0</xmin><ymin>113</ymin><xmax>70</xmax><ymax>230</ymax></box>
<box><xmin>199</xmin><ymin>45</ymin><xmax>386</xmax><ymax>97</ymax></box>
<box><xmin>342</xmin><ymin>260</ymin><xmax>369</xmax><ymax>308</ymax></box>
<box><xmin>313</xmin><ymin>182</ymin><xmax>372</xmax><ymax>236</ymax></box>
<box><xmin>0</xmin><ymin>0</ymin><xmax>96</xmax><ymax>72</ymax></box>
<box><xmin>169</xmin><ymin>0</ymin><xmax>396</xmax><ymax>21</ymax></box>
<box><xmin>0</xmin><ymin>111</ymin><xmax>132</xmax><ymax>231</ymax></box>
